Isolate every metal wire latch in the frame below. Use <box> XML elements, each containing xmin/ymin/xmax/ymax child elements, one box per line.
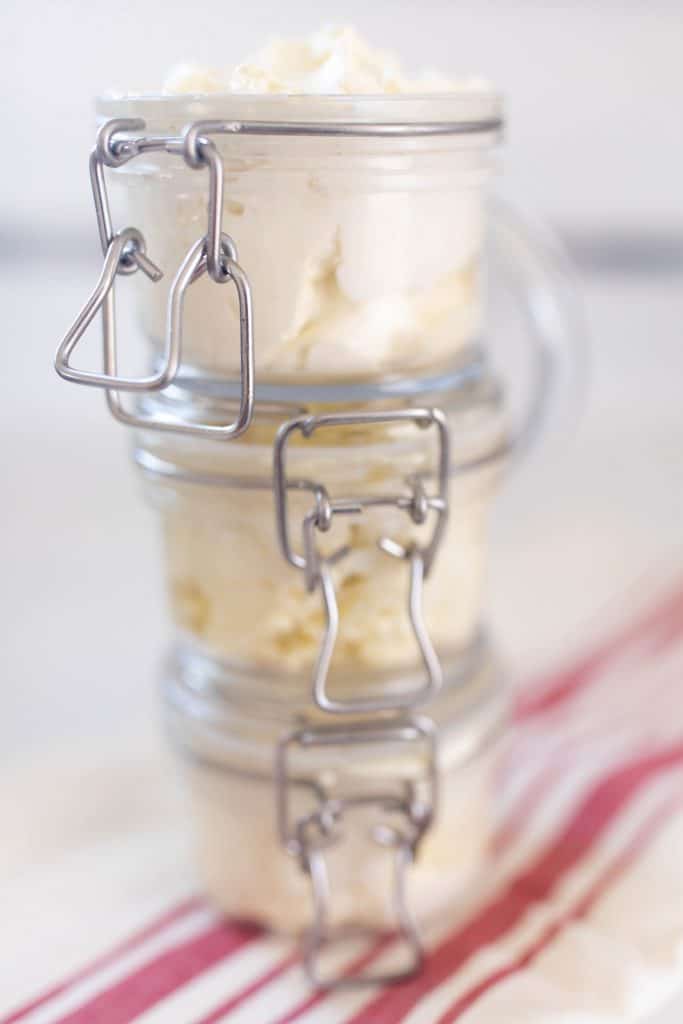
<box><xmin>273</xmin><ymin>408</ymin><xmax>450</xmax><ymax>715</ymax></box>
<box><xmin>276</xmin><ymin>717</ymin><xmax>437</xmax><ymax>988</ymax></box>
<box><xmin>54</xmin><ymin>118</ymin><xmax>254</xmax><ymax>439</ymax></box>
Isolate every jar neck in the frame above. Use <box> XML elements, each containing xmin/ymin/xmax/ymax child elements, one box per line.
<box><xmin>96</xmin><ymin>91</ymin><xmax>504</xmax><ymax>140</ymax></box>
<box><xmin>174</xmin><ymin>629</ymin><xmax>487</xmax><ymax>713</ymax></box>
<box><xmin>133</xmin><ymin>367</ymin><xmax>508</xmax><ymax>466</ymax></box>
<box><xmin>163</xmin><ymin>635</ymin><xmax>508</xmax><ymax>776</ymax></box>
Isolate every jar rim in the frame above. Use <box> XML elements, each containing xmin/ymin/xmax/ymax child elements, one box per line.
<box><xmin>96</xmin><ymin>90</ymin><xmax>504</xmax><ymax>136</ymax></box>
<box><xmin>163</xmin><ymin>641</ymin><xmax>509</xmax><ymax>778</ymax></box>
<box><xmin>133</xmin><ymin>372</ymin><xmax>509</xmax><ymax>488</ymax></box>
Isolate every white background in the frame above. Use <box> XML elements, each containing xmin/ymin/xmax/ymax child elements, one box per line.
<box><xmin>2</xmin><ymin>2</ymin><xmax>683</xmax><ymax>1019</ymax></box>
<box><xmin>3</xmin><ymin>0</ymin><xmax>683</xmax><ymax>237</ymax></box>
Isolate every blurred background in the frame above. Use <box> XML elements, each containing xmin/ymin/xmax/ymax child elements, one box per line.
<box><xmin>2</xmin><ymin>2</ymin><xmax>682</xmax><ymax>1015</ymax></box>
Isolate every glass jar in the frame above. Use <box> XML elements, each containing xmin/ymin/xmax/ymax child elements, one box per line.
<box><xmin>135</xmin><ymin>374</ymin><xmax>506</xmax><ymax>697</ymax></box>
<box><xmin>96</xmin><ymin>92</ymin><xmax>502</xmax><ymax>386</ymax></box>
<box><xmin>163</xmin><ymin>631</ymin><xmax>508</xmax><ymax>967</ymax></box>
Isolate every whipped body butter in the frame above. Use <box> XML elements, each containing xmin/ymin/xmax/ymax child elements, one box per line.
<box><xmin>55</xmin><ymin>26</ymin><xmax>537</xmax><ymax>987</ymax></box>
<box><xmin>101</xmin><ymin>26</ymin><xmax>501</xmax><ymax>383</ymax></box>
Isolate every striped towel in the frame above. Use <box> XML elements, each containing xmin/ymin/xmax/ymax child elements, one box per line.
<box><xmin>4</xmin><ymin>582</ymin><xmax>683</xmax><ymax>1024</ymax></box>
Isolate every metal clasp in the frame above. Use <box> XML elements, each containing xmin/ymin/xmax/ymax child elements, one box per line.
<box><xmin>273</xmin><ymin>409</ymin><xmax>450</xmax><ymax>714</ymax></box>
<box><xmin>276</xmin><ymin>717</ymin><xmax>437</xmax><ymax>989</ymax></box>
<box><xmin>54</xmin><ymin>118</ymin><xmax>254</xmax><ymax>439</ymax></box>
<box><xmin>106</xmin><ymin>233</ymin><xmax>254</xmax><ymax>439</ymax></box>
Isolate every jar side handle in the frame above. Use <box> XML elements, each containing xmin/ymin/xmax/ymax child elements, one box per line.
<box><xmin>489</xmin><ymin>197</ymin><xmax>589</xmax><ymax>458</ymax></box>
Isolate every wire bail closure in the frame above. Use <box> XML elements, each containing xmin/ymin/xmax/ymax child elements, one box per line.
<box><xmin>275</xmin><ymin>718</ymin><xmax>437</xmax><ymax>988</ymax></box>
<box><xmin>106</xmin><ymin>233</ymin><xmax>254</xmax><ymax>439</ymax></box>
<box><xmin>273</xmin><ymin>408</ymin><xmax>450</xmax><ymax>715</ymax></box>
<box><xmin>54</xmin><ymin>118</ymin><xmax>255</xmax><ymax>439</ymax></box>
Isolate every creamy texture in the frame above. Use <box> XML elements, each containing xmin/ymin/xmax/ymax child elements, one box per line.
<box><xmin>163</xmin><ymin>475</ymin><xmax>494</xmax><ymax>673</ymax></box>
<box><xmin>184</xmin><ymin>739</ymin><xmax>495</xmax><ymax>932</ymax></box>
<box><xmin>116</xmin><ymin>26</ymin><xmax>494</xmax><ymax>382</ymax></box>
<box><xmin>127</xmin><ymin>177</ymin><xmax>483</xmax><ymax>381</ymax></box>
<box><xmin>163</xmin><ymin>25</ymin><xmax>488</xmax><ymax>96</ymax></box>
<box><xmin>141</xmin><ymin>405</ymin><xmax>504</xmax><ymax>676</ymax></box>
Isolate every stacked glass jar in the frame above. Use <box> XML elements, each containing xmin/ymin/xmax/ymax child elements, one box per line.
<box><xmin>55</xmin><ymin>91</ymin><xmax>578</xmax><ymax>987</ymax></box>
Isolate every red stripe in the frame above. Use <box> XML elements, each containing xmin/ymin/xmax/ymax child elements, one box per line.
<box><xmin>195</xmin><ymin>952</ymin><xmax>299</xmax><ymax>1024</ymax></box>
<box><xmin>51</xmin><ymin>921</ymin><xmax>261</xmax><ymax>1024</ymax></box>
<box><xmin>495</xmin><ymin>647</ymin><xmax>683</xmax><ymax>855</ymax></box>
<box><xmin>343</xmin><ymin>742</ymin><xmax>683</xmax><ymax>1024</ymax></box>
<box><xmin>437</xmin><ymin>794</ymin><xmax>683</xmax><ymax>1023</ymax></box>
<box><xmin>646</xmin><ymin>602</ymin><xmax>683</xmax><ymax>655</ymax></box>
<box><xmin>493</xmin><ymin>643</ymin><xmax>683</xmax><ymax>860</ymax></box>
<box><xmin>515</xmin><ymin>584</ymin><xmax>683</xmax><ymax>720</ymax></box>
<box><xmin>0</xmin><ymin>897</ymin><xmax>202</xmax><ymax>1024</ymax></box>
